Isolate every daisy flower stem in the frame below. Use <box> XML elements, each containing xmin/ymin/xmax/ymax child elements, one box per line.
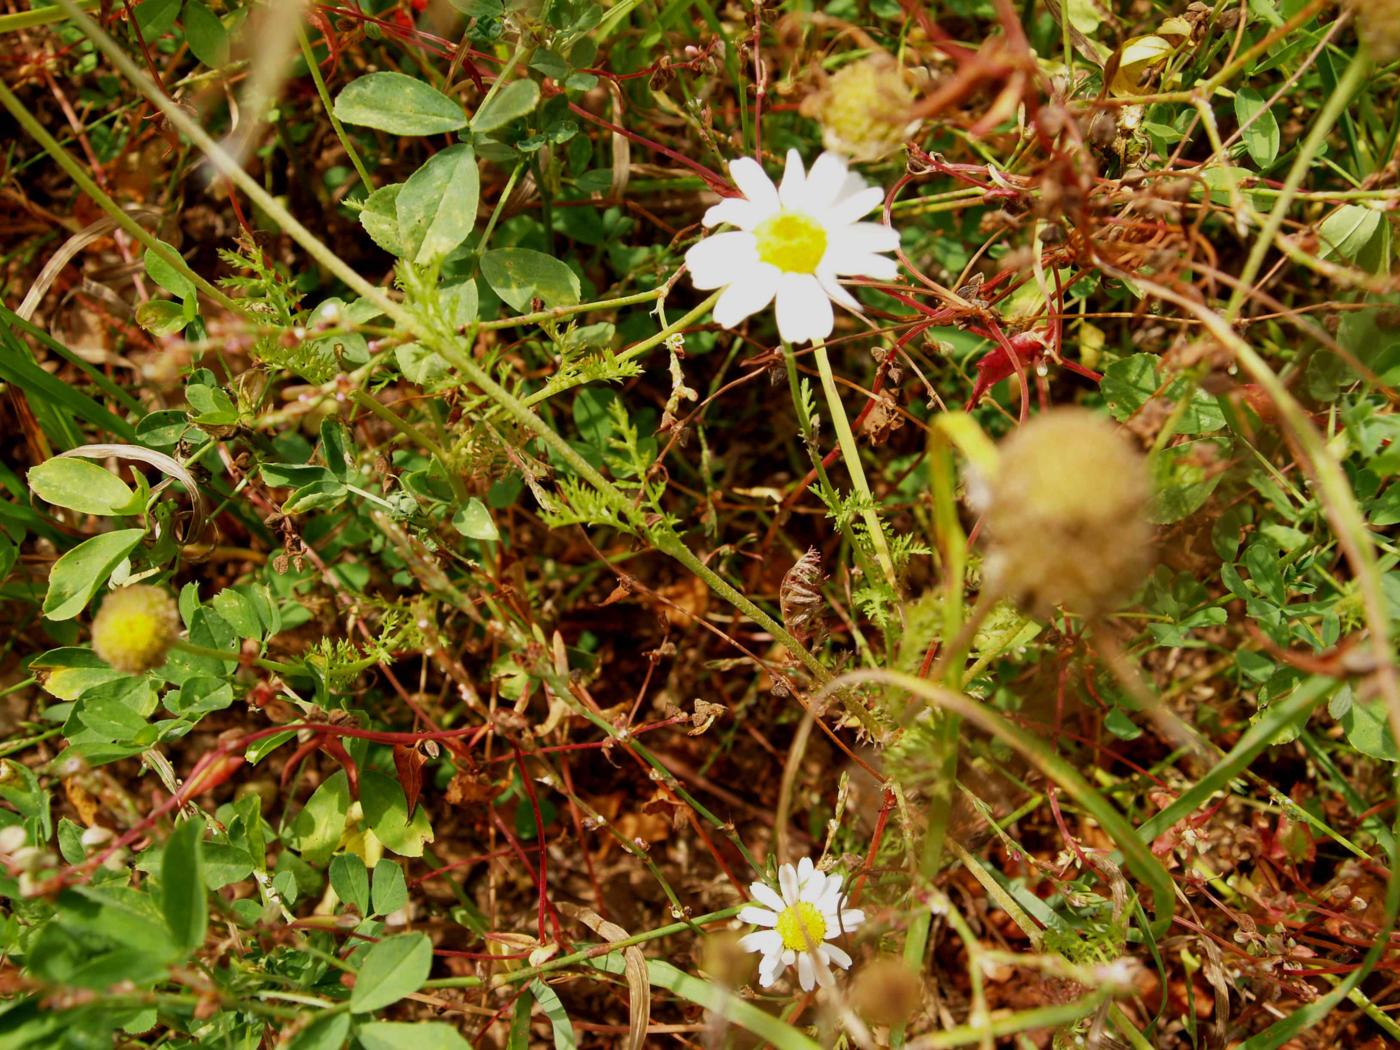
<box><xmin>809</xmin><ymin>338</ymin><xmax>899</xmax><ymax>591</ymax></box>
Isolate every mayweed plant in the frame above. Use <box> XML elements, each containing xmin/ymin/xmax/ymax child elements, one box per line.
<box><xmin>1</xmin><ymin>0</ymin><xmax>1398</xmax><ymax>1047</ymax></box>
<box><xmin>737</xmin><ymin>857</ymin><xmax>866</xmax><ymax>991</ymax></box>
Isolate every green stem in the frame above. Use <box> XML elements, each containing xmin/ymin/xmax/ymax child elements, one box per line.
<box><xmin>0</xmin><ymin>0</ymin><xmax>99</xmax><ymax>33</ymax></box>
<box><xmin>0</xmin><ymin>80</ymin><xmax>245</xmax><ymax>318</ymax></box>
<box><xmin>482</xmin><ymin>287</ymin><xmax>661</xmax><ymax>332</ymax></box>
<box><xmin>296</xmin><ymin>24</ymin><xmax>372</xmax><ymax>189</ymax></box>
<box><xmin>172</xmin><ymin>638</ymin><xmax>301</xmax><ymax>677</ymax></box>
<box><xmin>905</xmin><ymin>992</ymin><xmax>1111</xmax><ymax>1049</ymax></box>
<box><xmin>810</xmin><ymin>337</ymin><xmax>898</xmax><ymax>590</ymax></box>
<box><xmin>473</xmin><ymin>162</ymin><xmax>523</xmax><ymax>260</ymax></box>
<box><xmin>613</xmin><ymin>289</ymin><xmax>721</xmax><ymax>365</ymax></box>
<box><xmin>1224</xmin><ymin>50</ymin><xmax>1369</xmax><ymax>322</ymax></box>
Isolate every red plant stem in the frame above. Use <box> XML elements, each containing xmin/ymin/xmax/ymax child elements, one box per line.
<box><xmin>514</xmin><ymin>747</ymin><xmax>566</xmax><ymax>945</ymax></box>
<box><xmin>488</xmin><ymin>804</ymin><xmax>566</xmax><ymax>944</ymax></box>
<box><xmin>850</xmin><ymin>788</ymin><xmax>896</xmax><ymax>904</ymax></box>
<box><xmin>411</xmin><ymin>843</ymin><xmax>537</xmax><ymax>886</ymax></box>
<box><xmin>895</xmin><ymin>0</ymin><xmax>976</xmax><ymax>63</ymax></box>
<box><xmin>566</xmin><ymin>101</ymin><xmax>733</xmax><ymax>195</ymax></box>
<box><xmin>1046</xmin><ymin>785</ymin><xmax>1092</xmax><ymax>870</ymax></box>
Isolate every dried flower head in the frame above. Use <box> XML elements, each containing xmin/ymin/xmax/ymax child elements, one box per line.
<box><xmin>1354</xmin><ymin>0</ymin><xmax>1400</xmax><ymax>63</ymax></box>
<box><xmin>850</xmin><ymin>955</ymin><xmax>923</xmax><ymax>1026</ymax></box>
<box><xmin>91</xmin><ymin>584</ymin><xmax>181</xmax><ymax>673</ymax></box>
<box><xmin>801</xmin><ymin>54</ymin><xmax>921</xmax><ymax>162</ymax></box>
<box><xmin>980</xmin><ymin>408</ymin><xmax>1153</xmax><ymax>620</ymax></box>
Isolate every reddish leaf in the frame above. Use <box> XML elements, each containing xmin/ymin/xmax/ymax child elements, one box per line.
<box><xmin>394</xmin><ymin>744</ymin><xmax>426</xmax><ymax>817</ymax></box>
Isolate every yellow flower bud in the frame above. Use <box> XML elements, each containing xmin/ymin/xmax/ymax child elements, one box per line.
<box><xmin>981</xmin><ymin>408</ymin><xmax>1153</xmax><ymax>620</ymax></box>
<box><xmin>802</xmin><ymin>54</ymin><xmax>921</xmax><ymax>162</ymax></box>
<box><xmin>90</xmin><ymin>584</ymin><xmax>181</xmax><ymax>673</ymax></box>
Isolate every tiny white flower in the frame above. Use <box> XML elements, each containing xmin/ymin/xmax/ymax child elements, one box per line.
<box><xmin>737</xmin><ymin>856</ymin><xmax>865</xmax><ymax>992</ymax></box>
<box><xmin>686</xmin><ymin>150</ymin><xmax>900</xmax><ymax>345</ymax></box>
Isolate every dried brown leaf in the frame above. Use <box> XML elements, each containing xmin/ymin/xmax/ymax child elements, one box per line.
<box><xmin>559</xmin><ymin>903</ymin><xmax>648</xmax><ymax>1050</ymax></box>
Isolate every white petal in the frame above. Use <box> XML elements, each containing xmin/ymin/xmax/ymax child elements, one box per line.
<box><xmin>812</xmin><ymin>950</ymin><xmax>836</xmax><ymax>988</ymax></box>
<box><xmin>831</xmin><ymin>251</ymin><xmax>899</xmax><ymax>281</ymax></box>
<box><xmin>758</xmin><ymin>952</ymin><xmax>785</xmax><ymax>987</ymax></box>
<box><xmin>814</xmin><ymin>877</ymin><xmax>844</xmax><ymax>911</ymax></box>
<box><xmin>728</xmin><ymin>157</ymin><xmax>779</xmax><ymax>211</ymax></box>
<box><xmin>686</xmin><ymin>232</ymin><xmax>757</xmax><ymax>289</ymax></box>
<box><xmin>797</xmin><ymin>952</ymin><xmax>816</xmax><ymax>991</ymax></box>
<box><xmin>738</xmin><ymin>905</ymin><xmax>779</xmax><ymax>927</ymax></box>
<box><xmin>703</xmin><ymin>197</ymin><xmax>769</xmax><ymax>230</ymax></box>
<box><xmin>818</xmin><ymin>271</ymin><xmax>863</xmax><ymax>313</ymax></box>
<box><xmin>712</xmin><ymin>265</ymin><xmax>779</xmax><ymax>329</ymax></box>
<box><xmin>796</xmin><ymin>856</ymin><xmax>815</xmax><ymax>884</ymax></box>
<box><xmin>779</xmin><ymin>149</ymin><xmax>808</xmax><ymax>210</ymax></box>
<box><xmin>779</xmin><ymin>862</ymin><xmax>801</xmax><ymax>905</ymax></box>
<box><xmin>782</xmin><ymin>948</ymin><xmax>797</xmax><ymax>966</ymax></box>
<box><xmin>739</xmin><ymin>930</ymin><xmax>784</xmax><ymax>955</ymax></box>
<box><xmin>803</xmin><ymin>152</ymin><xmax>850</xmax><ymax>211</ymax></box>
<box><xmin>830</xmin><ymin>222</ymin><xmax>901</xmax><ymax>255</ymax></box>
<box><xmin>749</xmin><ymin>882</ymin><xmax>786</xmax><ymax>914</ymax></box>
<box><xmin>828</xmin><ymin>186</ymin><xmax>885</xmax><ymax>225</ymax></box>
<box><xmin>836</xmin><ymin>908</ymin><xmax>866</xmax><ymax>932</ymax></box>
<box><xmin>775</xmin><ymin>273</ymin><xmax>833</xmax><ymax>345</ymax></box>
<box><xmin>821</xmin><ymin>943</ymin><xmax>853</xmax><ymax>970</ymax></box>
<box><xmin>800</xmin><ymin>871</ymin><xmax>827</xmax><ymax>904</ymax></box>
<box><xmin>835</xmin><ymin>169</ymin><xmax>869</xmax><ymax>201</ymax></box>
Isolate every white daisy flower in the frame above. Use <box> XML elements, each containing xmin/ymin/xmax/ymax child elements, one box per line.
<box><xmin>685</xmin><ymin>150</ymin><xmax>900</xmax><ymax>345</ymax></box>
<box><xmin>737</xmin><ymin>856</ymin><xmax>866</xmax><ymax>991</ymax></box>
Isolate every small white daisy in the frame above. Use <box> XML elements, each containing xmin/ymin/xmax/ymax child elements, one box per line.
<box><xmin>738</xmin><ymin>856</ymin><xmax>866</xmax><ymax>991</ymax></box>
<box><xmin>685</xmin><ymin>150</ymin><xmax>900</xmax><ymax>345</ymax></box>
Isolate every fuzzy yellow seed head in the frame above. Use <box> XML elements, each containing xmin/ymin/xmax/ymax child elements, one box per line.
<box><xmin>982</xmin><ymin>408</ymin><xmax>1153</xmax><ymax>620</ymax></box>
<box><xmin>91</xmin><ymin>584</ymin><xmax>181</xmax><ymax>673</ymax></box>
<box><xmin>803</xmin><ymin>55</ymin><xmax>919</xmax><ymax>162</ymax></box>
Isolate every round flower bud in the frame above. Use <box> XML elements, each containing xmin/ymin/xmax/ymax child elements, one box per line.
<box><xmin>850</xmin><ymin>956</ymin><xmax>923</xmax><ymax>1027</ymax></box>
<box><xmin>1355</xmin><ymin>0</ymin><xmax>1400</xmax><ymax>63</ymax></box>
<box><xmin>699</xmin><ymin>929</ymin><xmax>756</xmax><ymax>988</ymax></box>
<box><xmin>801</xmin><ymin>54</ymin><xmax>921</xmax><ymax>162</ymax></box>
<box><xmin>91</xmin><ymin>584</ymin><xmax>181</xmax><ymax>673</ymax></box>
<box><xmin>981</xmin><ymin>408</ymin><xmax>1153</xmax><ymax>621</ymax></box>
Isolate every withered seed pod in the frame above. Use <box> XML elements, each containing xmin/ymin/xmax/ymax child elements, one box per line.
<box><xmin>850</xmin><ymin>955</ymin><xmax>924</xmax><ymax>1027</ymax></box>
<box><xmin>980</xmin><ymin>408</ymin><xmax>1154</xmax><ymax>621</ymax></box>
<box><xmin>1355</xmin><ymin>0</ymin><xmax>1400</xmax><ymax>63</ymax></box>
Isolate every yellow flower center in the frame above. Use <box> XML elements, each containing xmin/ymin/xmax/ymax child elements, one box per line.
<box><xmin>776</xmin><ymin>901</ymin><xmax>828</xmax><ymax>951</ymax></box>
<box><xmin>754</xmin><ymin>212</ymin><xmax>827</xmax><ymax>274</ymax></box>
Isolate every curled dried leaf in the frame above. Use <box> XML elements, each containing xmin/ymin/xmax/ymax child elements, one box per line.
<box><xmin>688</xmin><ymin>699</ymin><xmax>726</xmax><ymax>735</ymax></box>
<box><xmin>559</xmin><ymin>903</ymin><xmax>648</xmax><ymax>1050</ymax></box>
